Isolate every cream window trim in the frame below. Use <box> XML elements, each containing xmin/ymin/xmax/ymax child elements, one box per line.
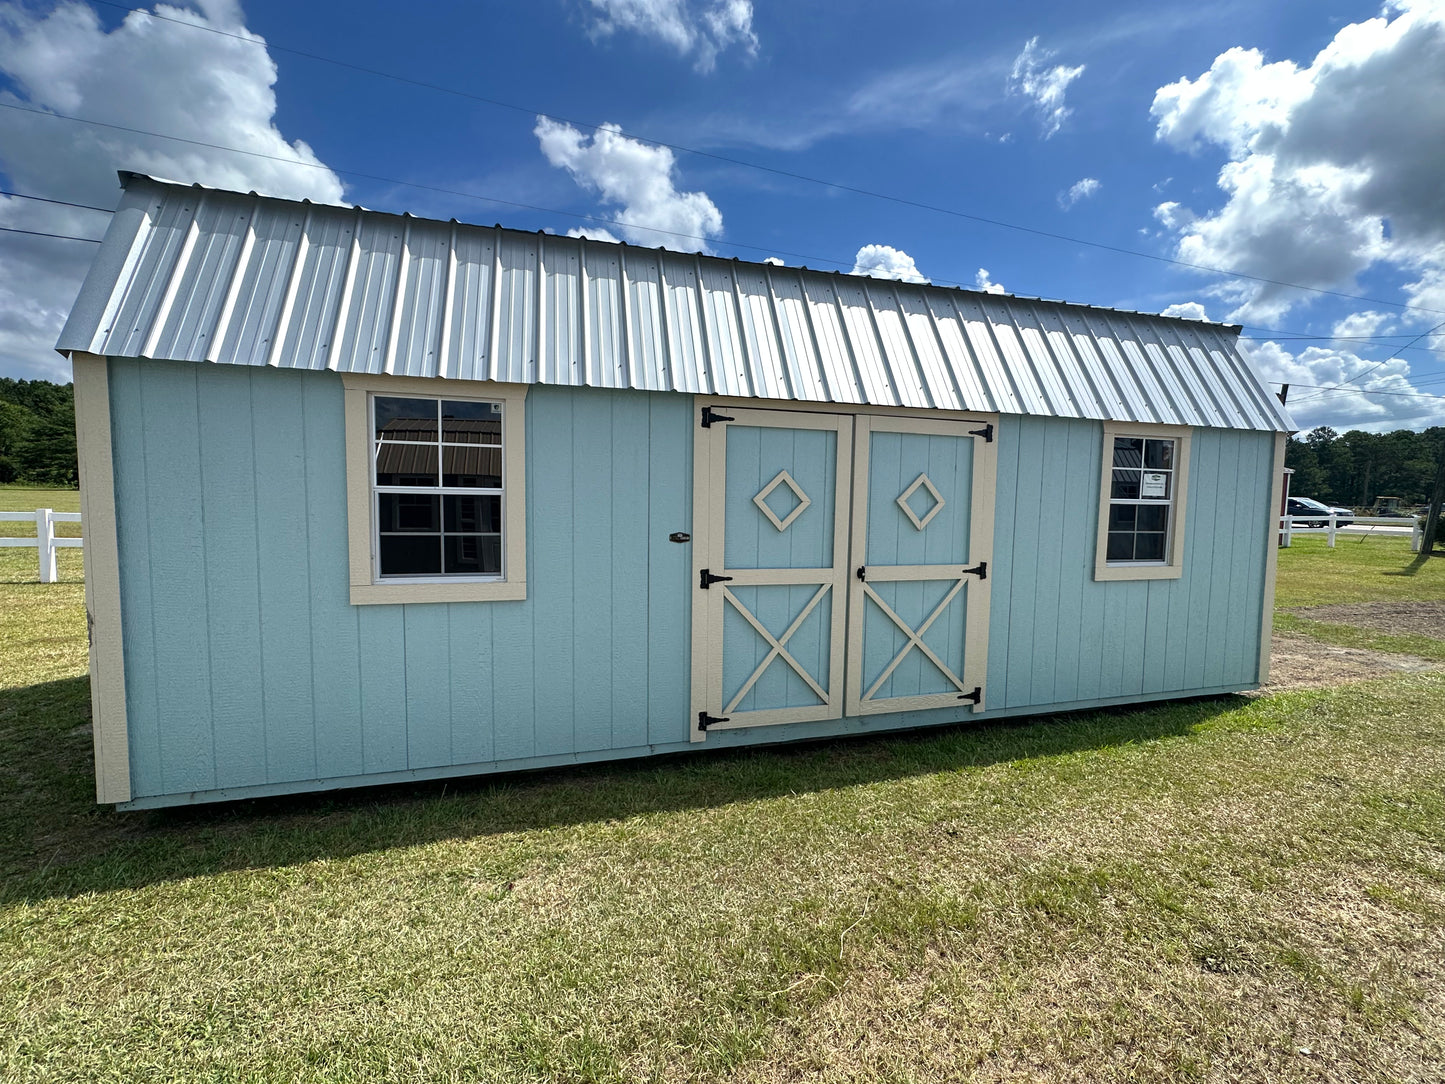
<box><xmin>1094</xmin><ymin>421</ymin><xmax>1192</xmax><ymax>582</ymax></box>
<box><xmin>342</xmin><ymin>373</ymin><xmax>527</xmax><ymax>605</ymax></box>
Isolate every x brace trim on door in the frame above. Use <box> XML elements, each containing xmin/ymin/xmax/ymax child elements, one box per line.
<box><xmin>722</xmin><ymin>583</ymin><xmax>832</xmax><ymax>714</ymax></box>
<box><xmin>860</xmin><ymin>578</ymin><xmax>968</xmax><ymax>702</ymax></box>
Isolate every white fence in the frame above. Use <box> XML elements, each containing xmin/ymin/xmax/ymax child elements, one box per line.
<box><xmin>1279</xmin><ymin>513</ymin><xmax>1426</xmax><ymax>552</ymax></box>
<box><xmin>0</xmin><ymin>509</ymin><xmax>83</xmax><ymax>582</ymax></box>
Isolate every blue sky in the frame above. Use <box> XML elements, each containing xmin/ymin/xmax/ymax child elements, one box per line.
<box><xmin>2</xmin><ymin>0</ymin><xmax>1444</xmax><ymax>431</ymax></box>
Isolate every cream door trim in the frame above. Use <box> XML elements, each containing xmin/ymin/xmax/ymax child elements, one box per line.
<box><xmin>691</xmin><ymin>406</ymin><xmax>853</xmax><ymax>738</ymax></box>
<box><xmin>845</xmin><ymin>412</ymin><xmax>997</xmax><ymax>716</ymax></box>
<box><xmin>71</xmin><ymin>352</ymin><xmax>132</xmax><ymax>803</ymax></box>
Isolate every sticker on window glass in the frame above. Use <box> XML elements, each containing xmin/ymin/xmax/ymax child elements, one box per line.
<box><xmin>1141</xmin><ymin>472</ymin><xmax>1169</xmax><ymax>499</ymax></box>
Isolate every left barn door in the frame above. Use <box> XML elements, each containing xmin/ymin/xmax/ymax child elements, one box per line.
<box><xmin>691</xmin><ymin>407</ymin><xmax>853</xmax><ymax>739</ymax></box>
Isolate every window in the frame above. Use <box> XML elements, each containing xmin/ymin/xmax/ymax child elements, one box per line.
<box><xmin>343</xmin><ymin>374</ymin><xmax>527</xmax><ymax>604</ymax></box>
<box><xmin>1094</xmin><ymin>422</ymin><xmax>1190</xmax><ymax>581</ymax></box>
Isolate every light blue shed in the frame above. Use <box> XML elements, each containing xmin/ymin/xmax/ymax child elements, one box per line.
<box><xmin>59</xmin><ymin>174</ymin><xmax>1294</xmax><ymax>809</ymax></box>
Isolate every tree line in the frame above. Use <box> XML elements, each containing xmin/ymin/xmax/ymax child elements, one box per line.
<box><xmin>1285</xmin><ymin>426</ymin><xmax>1445</xmax><ymax>509</ymax></box>
<box><xmin>0</xmin><ymin>378</ymin><xmax>78</xmax><ymax>487</ymax></box>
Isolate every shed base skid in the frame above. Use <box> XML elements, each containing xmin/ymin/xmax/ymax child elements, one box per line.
<box><xmin>116</xmin><ymin>683</ymin><xmax>1255</xmax><ymax>809</ymax></box>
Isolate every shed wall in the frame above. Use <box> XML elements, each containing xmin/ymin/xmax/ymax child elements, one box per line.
<box><xmin>108</xmin><ymin>360</ymin><xmax>1273</xmax><ymax>804</ymax></box>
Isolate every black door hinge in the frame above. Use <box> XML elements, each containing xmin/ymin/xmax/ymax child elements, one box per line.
<box><xmin>856</xmin><ymin>565</ymin><xmax>867</xmax><ymax>582</ymax></box>
<box><xmin>698</xmin><ymin>711</ymin><xmax>730</xmax><ymax>731</ymax></box>
<box><xmin>958</xmin><ymin>687</ymin><xmax>982</xmax><ymax>705</ymax></box>
<box><xmin>701</xmin><ymin>406</ymin><xmax>735</xmax><ymax>428</ymax></box>
<box><xmin>700</xmin><ymin>569</ymin><xmax>734</xmax><ymax>589</ymax></box>
<box><xmin>962</xmin><ymin>561</ymin><xmax>987</xmax><ymax>580</ymax></box>
<box><xmin>968</xmin><ymin>423</ymin><xmax>994</xmax><ymax>443</ymax></box>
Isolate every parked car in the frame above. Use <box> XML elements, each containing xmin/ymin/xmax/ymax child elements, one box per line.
<box><xmin>1286</xmin><ymin>496</ymin><xmax>1355</xmax><ymax>527</ymax></box>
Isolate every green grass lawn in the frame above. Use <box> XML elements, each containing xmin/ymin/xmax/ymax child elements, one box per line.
<box><xmin>1274</xmin><ymin>534</ymin><xmax>1445</xmax><ymax>607</ymax></box>
<box><xmin>1</xmin><ymin>535</ymin><xmax>1443</xmax><ymax>1081</ymax></box>
<box><xmin>1274</xmin><ymin>535</ymin><xmax>1445</xmax><ymax>661</ymax></box>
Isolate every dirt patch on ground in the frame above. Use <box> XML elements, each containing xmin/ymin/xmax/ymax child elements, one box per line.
<box><xmin>1267</xmin><ymin>633</ymin><xmax>1441</xmax><ymax>692</ymax></box>
<box><xmin>1289</xmin><ymin>600</ymin><xmax>1445</xmax><ymax>640</ymax></box>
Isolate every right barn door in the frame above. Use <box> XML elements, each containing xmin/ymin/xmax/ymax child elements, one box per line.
<box><xmin>846</xmin><ymin>415</ymin><xmax>997</xmax><ymax>716</ymax></box>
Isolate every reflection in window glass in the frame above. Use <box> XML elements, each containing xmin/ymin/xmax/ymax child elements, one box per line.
<box><xmin>374</xmin><ymin>397</ymin><xmax>437</xmax><ymax>441</ymax></box>
<box><xmin>373</xmin><ymin>394</ymin><xmax>505</xmax><ymax>580</ymax></box>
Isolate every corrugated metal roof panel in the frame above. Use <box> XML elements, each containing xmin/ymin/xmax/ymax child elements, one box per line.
<box><xmin>57</xmin><ymin>174</ymin><xmax>1295</xmax><ymax>432</ymax></box>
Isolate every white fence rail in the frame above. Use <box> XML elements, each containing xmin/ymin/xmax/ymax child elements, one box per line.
<box><xmin>0</xmin><ymin>509</ymin><xmax>83</xmax><ymax>582</ymax></box>
<box><xmin>1279</xmin><ymin>513</ymin><xmax>1426</xmax><ymax>552</ymax></box>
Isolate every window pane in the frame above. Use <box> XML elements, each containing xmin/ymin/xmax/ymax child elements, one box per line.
<box><xmin>376</xmin><ymin>443</ymin><xmax>438</xmax><ymax>487</ymax></box>
<box><xmin>1106</xmin><ymin>532</ymin><xmax>1134</xmax><ymax>561</ymax></box>
<box><xmin>1135</xmin><ymin>533</ymin><xmax>1166</xmax><ymax>561</ymax></box>
<box><xmin>378</xmin><ymin>493</ymin><xmax>439</xmax><ymax>531</ymax></box>
<box><xmin>445</xmin><ymin>494</ymin><xmax>501</xmax><ymax>533</ymax></box>
<box><xmin>379</xmin><ymin>534</ymin><xmax>441</xmax><ymax>575</ymax></box>
<box><xmin>441</xmin><ymin>400</ymin><xmax>502</xmax><ymax>445</ymax></box>
<box><xmin>1144</xmin><ymin>439</ymin><xmax>1175</xmax><ymax>470</ymax></box>
<box><xmin>1137</xmin><ymin>505</ymin><xmax>1169</xmax><ymax>532</ymax></box>
<box><xmin>1111</xmin><ymin>469</ymin><xmax>1141</xmax><ymax>500</ymax></box>
<box><xmin>442</xmin><ymin>446</ymin><xmax>502</xmax><ymax>488</ymax></box>
<box><xmin>444</xmin><ymin>534</ymin><xmax>501</xmax><ymax>575</ymax></box>
<box><xmin>1108</xmin><ymin>505</ymin><xmax>1137</xmax><ymax>531</ymax></box>
<box><xmin>374</xmin><ymin>397</ymin><xmax>437</xmax><ymax>441</ymax></box>
<box><xmin>1112</xmin><ymin>437</ymin><xmax>1143</xmax><ymax>468</ymax></box>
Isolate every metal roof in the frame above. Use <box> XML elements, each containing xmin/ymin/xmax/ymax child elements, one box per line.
<box><xmin>58</xmin><ymin>174</ymin><xmax>1293</xmax><ymax>432</ymax></box>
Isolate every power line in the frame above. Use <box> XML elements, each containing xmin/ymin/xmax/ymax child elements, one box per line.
<box><xmin>0</xmin><ymin>190</ymin><xmax>115</xmax><ymax>213</ymax></box>
<box><xmin>1290</xmin><ymin>318</ymin><xmax>1445</xmax><ymax>405</ymax></box>
<box><xmin>0</xmin><ymin>99</ymin><xmax>864</xmax><ymax>269</ymax></box>
<box><xmin>1285</xmin><ymin>382</ymin><xmax>1445</xmax><ymax>403</ymax></box>
<box><xmin>78</xmin><ymin>0</ymin><xmax>1445</xmax><ymax>319</ymax></box>
<box><xmin>0</xmin><ymin>225</ymin><xmax>102</xmax><ymax>242</ymax></box>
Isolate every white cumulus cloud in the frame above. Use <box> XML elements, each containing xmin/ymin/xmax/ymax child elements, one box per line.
<box><xmin>566</xmin><ymin>226</ymin><xmax>622</xmax><ymax>243</ymax></box>
<box><xmin>583</xmin><ymin>0</ymin><xmax>756</xmax><ymax>72</ymax></box>
<box><xmin>1007</xmin><ymin>37</ymin><xmax>1085</xmax><ymax>137</ymax></box>
<box><xmin>1241</xmin><ymin>337</ymin><xmax>1444</xmax><ymax>431</ymax></box>
<box><xmin>1059</xmin><ymin>177</ymin><xmax>1100</xmax><ymax>209</ymax></box>
<box><xmin>1160</xmin><ymin>301</ymin><xmax>1209</xmax><ymax>320</ymax></box>
<box><xmin>850</xmin><ymin>244</ymin><xmax>927</xmax><ymax>284</ymax></box>
<box><xmin>974</xmin><ymin>268</ymin><xmax>1006</xmax><ymax>295</ymax></box>
<box><xmin>535</xmin><ymin>117</ymin><xmax>724</xmax><ymax>252</ymax></box>
<box><xmin>0</xmin><ymin>0</ymin><xmax>344</xmax><ymax>381</ymax></box>
<box><xmin>1149</xmin><ymin>1</ymin><xmax>1445</xmax><ymax>326</ymax></box>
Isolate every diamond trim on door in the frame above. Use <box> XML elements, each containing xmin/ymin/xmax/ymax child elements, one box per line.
<box><xmin>897</xmin><ymin>472</ymin><xmax>945</xmax><ymax>531</ymax></box>
<box><xmin>753</xmin><ymin>469</ymin><xmax>812</xmax><ymax>532</ymax></box>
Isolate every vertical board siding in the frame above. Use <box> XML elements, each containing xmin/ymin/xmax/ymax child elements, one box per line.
<box><xmin>113</xmin><ymin>363</ymin><xmax>690</xmax><ymax>799</ymax></box>
<box><xmin>250</xmin><ymin>373</ymin><xmax>317</xmax><ymax>781</ymax></box>
<box><xmin>302</xmin><ymin>377</ymin><xmax>365</xmax><ymax>780</ymax></box>
<box><xmin>109</xmin><ymin>363</ymin><xmax>162</xmax><ymax>797</ymax></box>
<box><xmin>984</xmin><ymin>416</ymin><xmax>1271</xmax><ymax>712</ymax></box>
<box><xmin>139</xmin><ymin>363</ymin><xmax>215</xmax><ymax>794</ymax></box>
<box><xmin>646</xmin><ymin>395</ymin><xmax>694</xmax><ymax>745</ymax></box>
<box><xmin>195</xmin><ymin>364</ymin><xmax>266</xmax><ymax>788</ymax></box>
<box><xmin>112</xmin><ymin>360</ymin><xmax>1272</xmax><ymax>803</ymax></box>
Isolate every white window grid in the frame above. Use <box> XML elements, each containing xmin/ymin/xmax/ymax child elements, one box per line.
<box><xmin>1106</xmin><ymin>435</ymin><xmax>1177</xmax><ymax>565</ymax></box>
<box><xmin>370</xmin><ymin>394</ymin><xmax>505</xmax><ymax>583</ymax></box>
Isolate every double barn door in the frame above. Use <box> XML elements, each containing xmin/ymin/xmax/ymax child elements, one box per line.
<box><xmin>690</xmin><ymin>405</ymin><xmax>996</xmax><ymax>740</ymax></box>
